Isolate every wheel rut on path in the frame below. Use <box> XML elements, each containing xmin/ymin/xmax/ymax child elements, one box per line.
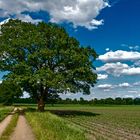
<box><xmin>10</xmin><ymin>114</ymin><xmax>35</xmax><ymax>140</ymax></box>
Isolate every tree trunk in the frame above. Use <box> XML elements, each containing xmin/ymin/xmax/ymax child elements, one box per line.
<box><xmin>38</xmin><ymin>84</ymin><xmax>48</xmax><ymax>112</ymax></box>
<box><xmin>38</xmin><ymin>98</ymin><xmax>45</xmax><ymax>112</ymax></box>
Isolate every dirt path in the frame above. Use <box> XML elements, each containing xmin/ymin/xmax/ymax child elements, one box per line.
<box><xmin>10</xmin><ymin>114</ymin><xmax>35</xmax><ymax>140</ymax></box>
<box><xmin>0</xmin><ymin>114</ymin><xmax>13</xmax><ymax>137</ymax></box>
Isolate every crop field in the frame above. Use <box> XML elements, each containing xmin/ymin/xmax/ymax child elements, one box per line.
<box><xmin>45</xmin><ymin>105</ymin><xmax>140</xmax><ymax>140</ymax></box>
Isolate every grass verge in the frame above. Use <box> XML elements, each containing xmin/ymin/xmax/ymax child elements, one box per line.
<box><xmin>26</xmin><ymin>111</ymin><xmax>86</xmax><ymax>140</ymax></box>
<box><xmin>0</xmin><ymin>114</ymin><xmax>18</xmax><ymax>140</ymax></box>
<box><xmin>0</xmin><ymin>107</ymin><xmax>13</xmax><ymax>122</ymax></box>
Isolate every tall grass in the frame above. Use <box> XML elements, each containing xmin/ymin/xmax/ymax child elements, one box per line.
<box><xmin>26</xmin><ymin>111</ymin><xmax>86</xmax><ymax>140</ymax></box>
<box><xmin>0</xmin><ymin>107</ymin><xmax>13</xmax><ymax>122</ymax></box>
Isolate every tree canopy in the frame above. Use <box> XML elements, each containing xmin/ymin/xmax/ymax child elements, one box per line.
<box><xmin>0</xmin><ymin>19</ymin><xmax>98</xmax><ymax>111</ymax></box>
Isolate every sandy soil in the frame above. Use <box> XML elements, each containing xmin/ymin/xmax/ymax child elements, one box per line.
<box><xmin>10</xmin><ymin>115</ymin><xmax>35</xmax><ymax>140</ymax></box>
<box><xmin>0</xmin><ymin>114</ymin><xmax>13</xmax><ymax>137</ymax></box>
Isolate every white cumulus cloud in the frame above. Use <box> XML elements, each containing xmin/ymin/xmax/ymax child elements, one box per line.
<box><xmin>97</xmin><ymin>82</ymin><xmax>132</xmax><ymax>91</ymax></box>
<box><xmin>16</xmin><ymin>14</ymin><xmax>42</xmax><ymax>24</ymax></box>
<box><xmin>119</xmin><ymin>83</ymin><xmax>130</xmax><ymax>88</ymax></box>
<box><xmin>105</xmin><ymin>48</ymin><xmax>110</xmax><ymax>51</ymax></box>
<box><xmin>97</xmin><ymin>74</ymin><xmax>108</xmax><ymax>80</ymax></box>
<box><xmin>0</xmin><ymin>0</ymin><xmax>110</xmax><ymax>30</ymax></box>
<box><xmin>98</xmin><ymin>50</ymin><xmax>140</xmax><ymax>62</ymax></box>
<box><xmin>97</xmin><ymin>62</ymin><xmax>140</xmax><ymax>76</ymax></box>
<box><xmin>21</xmin><ymin>91</ymin><xmax>30</xmax><ymax>98</ymax></box>
<box><xmin>122</xmin><ymin>67</ymin><xmax>140</xmax><ymax>75</ymax></box>
<box><xmin>97</xmin><ymin>62</ymin><xmax>129</xmax><ymax>76</ymax></box>
<box><xmin>97</xmin><ymin>84</ymin><xmax>113</xmax><ymax>89</ymax></box>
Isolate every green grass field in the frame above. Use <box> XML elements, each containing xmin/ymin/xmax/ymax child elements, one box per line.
<box><xmin>24</xmin><ymin>105</ymin><xmax>140</xmax><ymax>140</ymax></box>
<box><xmin>26</xmin><ymin>111</ymin><xmax>86</xmax><ymax>140</ymax></box>
<box><xmin>0</xmin><ymin>107</ymin><xmax>13</xmax><ymax>122</ymax></box>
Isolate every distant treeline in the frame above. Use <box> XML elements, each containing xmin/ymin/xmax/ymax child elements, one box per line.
<box><xmin>13</xmin><ymin>97</ymin><xmax>140</xmax><ymax>105</ymax></box>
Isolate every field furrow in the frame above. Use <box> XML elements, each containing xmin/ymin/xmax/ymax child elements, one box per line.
<box><xmin>71</xmin><ymin>118</ymin><xmax>140</xmax><ymax>140</ymax></box>
<box><xmin>67</xmin><ymin>118</ymin><xmax>140</xmax><ymax>140</ymax></box>
<box><xmin>68</xmin><ymin>120</ymin><xmax>122</xmax><ymax>140</ymax></box>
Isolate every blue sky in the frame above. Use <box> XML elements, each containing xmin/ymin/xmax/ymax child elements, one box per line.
<box><xmin>0</xmin><ymin>0</ymin><xmax>140</xmax><ymax>99</ymax></box>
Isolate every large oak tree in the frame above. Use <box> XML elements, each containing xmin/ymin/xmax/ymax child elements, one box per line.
<box><xmin>0</xmin><ymin>19</ymin><xmax>98</xmax><ymax>111</ymax></box>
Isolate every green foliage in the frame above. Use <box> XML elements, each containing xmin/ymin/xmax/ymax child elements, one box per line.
<box><xmin>92</xmin><ymin>97</ymin><xmax>139</xmax><ymax>105</ymax></box>
<box><xmin>13</xmin><ymin>97</ymin><xmax>140</xmax><ymax>105</ymax></box>
<box><xmin>0</xmin><ymin>81</ymin><xmax>22</xmax><ymax>105</ymax></box>
<box><xmin>0</xmin><ymin>19</ymin><xmax>98</xmax><ymax>104</ymax></box>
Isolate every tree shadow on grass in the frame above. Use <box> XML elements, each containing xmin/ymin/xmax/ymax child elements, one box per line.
<box><xmin>25</xmin><ymin>108</ymin><xmax>100</xmax><ymax>117</ymax></box>
<box><xmin>25</xmin><ymin>108</ymin><xmax>37</xmax><ymax>112</ymax></box>
<box><xmin>47</xmin><ymin>110</ymin><xmax>100</xmax><ymax>117</ymax></box>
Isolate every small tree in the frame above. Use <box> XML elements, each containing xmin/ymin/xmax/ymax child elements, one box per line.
<box><xmin>0</xmin><ymin>80</ymin><xmax>22</xmax><ymax>105</ymax></box>
<box><xmin>0</xmin><ymin>19</ymin><xmax>98</xmax><ymax>111</ymax></box>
